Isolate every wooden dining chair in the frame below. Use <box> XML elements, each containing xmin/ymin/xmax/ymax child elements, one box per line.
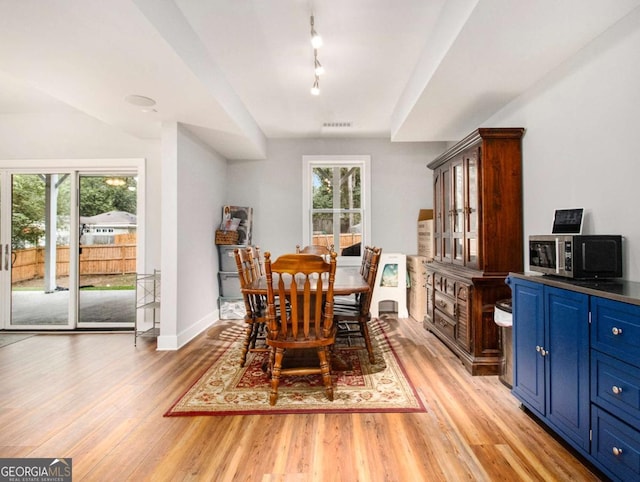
<box><xmin>263</xmin><ymin>251</ymin><xmax>338</xmax><ymax>405</ymax></box>
<box><xmin>334</xmin><ymin>246</ymin><xmax>382</xmax><ymax>363</ymax></box>
<box><xmin>234</xmin><ymin>247</ymin><xmax>268</xmax><ymax>366</ymax></box>
<box><xmin>247</xmin><ymin>245</ymin><xmax>263</xmax><ymax>279</ymax></box>
<box><xmin>334</xmin><ymin>244</ymin><xmax>375</xmax><ymax>307</ymax></box>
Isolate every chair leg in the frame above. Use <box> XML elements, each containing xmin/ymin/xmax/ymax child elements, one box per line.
<box><xmin>360</xmin><ymin>321</ymin><xmax>375</xmax><ymax>364</ymax></box>
<box><xmin>240</xmin><ymin>323</ymin><xmax>253</xmax><ymax>367</ymax></box>
<box><xmin>269</xmin><ymin>347</ymin><xmax>285</xmax><ymax>405</ymax></box>
<box><xmin>317</xmin><ymin>346</ymin><xmax>334</xmax><ymax>402</ymax></box>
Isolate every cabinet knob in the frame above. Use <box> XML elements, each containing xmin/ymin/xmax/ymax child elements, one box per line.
<box><xmin>612</xmin><ymin>327</ymin><xmax>623</xmax><ymax>336</ymax></box>
<box><xmin>612</xmin><ymin>447</ymin><xmax>623</xmax><ymax>457</ymax></box>
<box><xmin>612</xmin><ymin>386</ymin><xmax>623</xmax><ymax>395</ymax></box>
<box><xmin>536</xmin><ymin>345</ymin><xmax>547</xmax><ymax>356</ymax></box>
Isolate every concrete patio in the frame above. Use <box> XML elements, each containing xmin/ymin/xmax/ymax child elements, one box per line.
<box><xmin>10</xmin><ymin>289</ymin><xmax>135</xmax><ymax>326</ymax></box>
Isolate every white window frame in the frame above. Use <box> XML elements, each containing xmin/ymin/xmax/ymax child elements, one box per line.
<box><xmin>302</xmin><ymin>155</ymin><xmax>371</xmax><ymax>266</ymax></box>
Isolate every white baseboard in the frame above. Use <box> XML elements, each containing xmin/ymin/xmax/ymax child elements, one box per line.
<box><xmin>156</xmin><ymin>309</ymin><xmax>218</xmax><ymax>350</ymax></box>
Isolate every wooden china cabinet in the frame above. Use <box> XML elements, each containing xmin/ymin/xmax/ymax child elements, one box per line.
<box><xmin>425</xmin><ymin>127</ymin><xmax>525</xmax><ymax>375</ymax></box>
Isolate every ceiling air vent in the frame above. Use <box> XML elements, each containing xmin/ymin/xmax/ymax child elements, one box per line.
<box><xmin>321</xmin><ymin>121</ymin><xmax>353</xmax><ymax>135</ymax></box>
<box><xmin>322</xmin><ymin>122</ymin><xmax>352</xmax><ymax>128</ymax></box>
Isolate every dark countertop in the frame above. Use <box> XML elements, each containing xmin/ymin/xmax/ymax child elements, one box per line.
<box><xmin>508</xmin><ymin>272</ymin><xmax>640</xmax><ymax>307</ymax></box>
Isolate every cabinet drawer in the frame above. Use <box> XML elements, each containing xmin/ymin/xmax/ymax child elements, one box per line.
<box><xmin>592</xmin><ymin>406</ymin><xmax>640</xmax><ymax>482</ymax></box>
<box><xmin>433</xmin><ymin>311</ymin><xmax>455</xmax><ymax>340</ymax></box>
<box><xmin>435</xmin><ymin>292</ymin><xmax>455</xmax><ymax>318</ymax></box>
<box><xmin>445</xmin><ymin>278</ymin><xmax>455</xmax><ymax>295</ymax></box>
<box><xmin>592</xmin><ymin>297</ymin><xmax>640</xmax><ymax>367</ymax></box>
<box><xmin>592</xmin><ymin>350</ymin><xmax>640</xmax><ymax>429</ymax></box>
<box><xmin>434</xmin><ymin>273</ymin><xmax>445</xmax><ymax>292</ymax></box>
<box><xmin>434</xmin><ymin>273</ymin><xmax>455</xmax><ymax>295</ymax></box>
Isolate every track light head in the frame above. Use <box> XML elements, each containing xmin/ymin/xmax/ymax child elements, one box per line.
<box><xmin>310</xmin><ymin>15</ymin><xmax>323</xmax><ymax>48</ymax></box>
<box><xmin>310</xmin><ymin>76</ymin><xmax>320</xmax><ymax>96</ymax></box>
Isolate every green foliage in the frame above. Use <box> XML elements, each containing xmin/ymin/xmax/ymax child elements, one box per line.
<box><xmin>12</xmin><ymin>175</ymin><xmax>50</xmax><ymax>248</ymax></box>
<box><xmin>10</xmin><ymin>174</ymin><xmax>136</xmax><ymax>248</ymax></box>
<box><xmin>79</xmin><ymin>177</ymin><xmax>136</xmax><ymax>217</ymax></box>
<box><xmin>312</xmin><ymin>167</ymin><xmax>361</xmax><ymax>209</ymax></box>
<box><xmin>311</xmin><ymin>167</ymin><xmax>361</xmax><ymax>234</ymax></box>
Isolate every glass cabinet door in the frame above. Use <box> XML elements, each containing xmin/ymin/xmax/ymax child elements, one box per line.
<box><xmin>441</xmin><ymin>165</ymin><xmax>452</xmax><ymax>262</ymax></box>
<box><xmin>464</xmin><ymin>149</ymin><xmax>479</xmax><ymax>268</ymax></box>
<box><xmin>433</xmin><ymin>169</ymin><xmax>443</xmax><ymax>260</ymax></box>
<box><xmin>451</xmin><ymin>159</ymin><xmax>465</xmax><ymax>265</ymax></box>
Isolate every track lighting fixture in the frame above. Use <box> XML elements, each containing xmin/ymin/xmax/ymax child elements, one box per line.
<box><xmin>309</xmin><ymin>15</ymin><xmax>324</xmax><ymax>95</ymax></box>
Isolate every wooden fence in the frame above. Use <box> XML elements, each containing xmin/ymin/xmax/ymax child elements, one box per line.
<box><xmin>12</xmin><ymin>244</ymin><xmax>136</xmax><ymax>283</ymax></box>
<box><xmin>312</xmin><ymin>233</ymin><xmax>361</xmax><ymax>251</ymax></box>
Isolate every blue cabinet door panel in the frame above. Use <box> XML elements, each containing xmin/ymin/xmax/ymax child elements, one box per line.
<box><xmin>511</xmin><ymin>278</ymin><xmax>545</xmax><ymax>416</ymax></box>
<box><xmin>545</xmin><ymin>286</ymin><xmax>590</xmax><ymax>451</ymax></box>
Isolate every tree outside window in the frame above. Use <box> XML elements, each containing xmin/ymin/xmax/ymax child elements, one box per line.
<box><xmin>303</xmin><ymin>156</ymin><xmax>370</xmax><ymax>261</ymax></box>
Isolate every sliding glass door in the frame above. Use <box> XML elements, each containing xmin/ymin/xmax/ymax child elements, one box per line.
<box><xmin>0</xmin><ymin>163</ymin><xmax>143</xmax><ymax>330</ymax></box>
<box><xmin>1</xmin><ymin>172</ymin><xmax>73</xmax><ymax>328</ymax></box>
<box><xmin>77</xmin><ymin>174</ymin><xmax>137</xmax><ymax>328</ymax></box>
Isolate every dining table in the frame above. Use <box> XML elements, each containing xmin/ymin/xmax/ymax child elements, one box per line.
<box><xmin>241</xmin><ymin>265</ymin><xmax>370</xmax><ymax>371</ymax></box>
<box><xmin>241</xmin><ymin>265</ymin><xmax>370</xmax><ymax>297</ymax></box>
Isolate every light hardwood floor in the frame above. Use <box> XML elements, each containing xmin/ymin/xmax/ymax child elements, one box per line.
<box><xmin>0</xmin><ymin>316</ymin><xmax>606</xmax><ymax>481</ymax></box>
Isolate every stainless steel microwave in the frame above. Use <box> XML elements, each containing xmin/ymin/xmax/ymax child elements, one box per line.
<box><xmin>529</xmin><ymin>235</ymin><xmax>622</xmax><ymax>279</ymax></box>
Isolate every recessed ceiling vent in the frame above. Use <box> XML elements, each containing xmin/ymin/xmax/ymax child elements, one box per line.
<box><xmin>321</xmin><ymin>122</ymin><xmax>353</xmax><ymax>136</ymax></box>
<box><xmin>322</xmin><ymin>122</ymin><xmax>352</xmax><ymax>128</ymax></box>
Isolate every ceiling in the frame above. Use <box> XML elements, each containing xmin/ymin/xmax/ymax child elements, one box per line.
<box><xmin>0</xmin><ymin>0</ymin><xmax>638</xmax><ymax>159</ymax></box>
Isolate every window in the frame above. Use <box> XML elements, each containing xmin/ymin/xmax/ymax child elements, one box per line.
<box><xmin>302</xmin><ymin>155</ymin><xmax>371</xmax><ymax>265</ymax></box>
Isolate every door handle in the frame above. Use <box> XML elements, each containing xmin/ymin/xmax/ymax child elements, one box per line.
<box><xmin>4</xmin><ymin>244</ymin><xmax>8</xmax><ymax>271</ymax></box>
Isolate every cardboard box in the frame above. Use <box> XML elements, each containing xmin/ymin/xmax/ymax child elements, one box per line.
<box><xmin>417</xmin><ymin>209</ymin><xmax>434</xmax><ymax>260</ymax></box>
<box><xmin>407</xmin><ymin>255</ymin><xmax>429</xmax><ymax>322</ymax></box>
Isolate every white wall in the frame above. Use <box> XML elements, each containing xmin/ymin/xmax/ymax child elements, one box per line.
<box><xmin>226</xmin><ymin>138</ymin><xmax>443</xmax><ymax>258</ymax></box>
<box><xmin>158</xmin><ymin>123</ymin><xmax>227</xmax><ymax>349</ymax></box>
<box><xmin>486</xmin><ymin>7</ymin><xmax>640</xmax><ymax>281</ymax></box>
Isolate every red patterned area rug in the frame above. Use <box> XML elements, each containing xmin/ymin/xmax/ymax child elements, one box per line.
<box><xmin>165</xmin><ymin>319</ymin><xmax>425</xmax><ymax>416</ymax></box>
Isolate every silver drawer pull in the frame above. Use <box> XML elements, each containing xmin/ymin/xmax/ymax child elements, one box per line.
<box><xmin>536</xmin><ymin>345</ymin><xmax>541</xmax><ymax>352</ymax></box>
<box><xmin>612</xmin><ymin>386</ymin><xmax>623</xmax><ymax>395</ymax></box>
<box><xmin>612</xmin><ymin>447</ymin><xmax>623</xmax><ymax>457</ymax></box>
<box><xmin>612</xmin><ymin>327</ymin><xmax>623</xmax><ymax>336</ymax></box>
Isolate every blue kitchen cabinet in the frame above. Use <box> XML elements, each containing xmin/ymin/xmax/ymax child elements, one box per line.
<box><xmin>508</xmin><ymin>277</ymin><xmax>590</xmax><ymax>452</ymax></box>
<box><xmin>590</xmin><ymin>296</ymin><xmax>640</xmax><ymax>481</ymax></box>
<box><xmin>510</xmin><ymin>277</ymin><xmax>545</xmax><ymax>415</ymax></box>
<box><xmin>544</xmin><ymin>285</ymin><xmax>590</xmax><ymax>451</ymax></box>
<box><xmin>508</xmin><ymin>273</ymin><xmax>640</xmax><ymax>481</ymax></box>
